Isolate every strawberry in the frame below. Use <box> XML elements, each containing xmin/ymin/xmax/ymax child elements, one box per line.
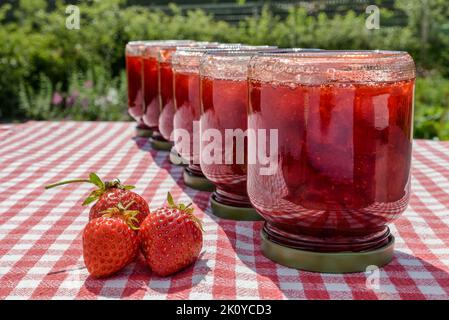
<box><xmin>82</xmin><ymin>202</ymin><xmax>140</xmax><ymax>278</ymax></box>
<box><xmin>45</xmin><ymin>173</ymin><xmax>149</xmax><ymax>226</ymax></box>
<box><xmin>89</xmin><ymin>188</ymin><xmax>149</xmax><ymax>226</ymax></box>
<box><xmin>139</xmin><ymin>193</ymin><xmax>203</xmax><ymax>277</ymax></box>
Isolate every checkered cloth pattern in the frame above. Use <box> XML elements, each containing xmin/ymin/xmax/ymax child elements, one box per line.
<box><xmin>0</xmin><ymin>121</ymin><xmax>448</xmax><ymax>300</ymax></box>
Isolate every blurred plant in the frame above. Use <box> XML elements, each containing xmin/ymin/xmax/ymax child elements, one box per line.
<box><xmin>19</xmin><ymin>68</ymin><xmax>129</xmax><ymax>121</ymax></box>
<box><xmin>0</xmin><ymin>0</ymin><xmax>448</xmax><ymax>139</ymax></box>
<box><xmin>414</xmin><ymin>74</ymin><xmax>449</xmax><ymax>140</ymax></box>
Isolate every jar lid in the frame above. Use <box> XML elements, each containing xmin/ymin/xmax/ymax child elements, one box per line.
<box><xmin>261</xmin><ymin>228</ymin><xmax>395</xmax><ymax>273</ymax></box>
<box><xmin>249</xmin><ymin>50</ymin><xmax>416</xmax><ymax>85</ymax></box>
<box><xmin>210</xmin><ymin>194</ymin><xmax>264</xmax><ymax>221</ymax></box>
<box><xmin>183</xmin><ymin>168</ymin><xmax>215</xmax><ymax>192</ymax></box>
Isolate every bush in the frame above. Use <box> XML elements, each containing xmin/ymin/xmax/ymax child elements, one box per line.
<box><xmin>0</xmin><ymin>0</ymin><xmax>448</xmax><ymax>140</ymax></box>
<box><xmin>414</xmin><ymin>75</ymin><xmax>449</xmax><ymax>140</ymax></box>
<box><xmin>19</xmin><ymin>69</ymin><xmax>128</xmax><ymax>121</ymax></box>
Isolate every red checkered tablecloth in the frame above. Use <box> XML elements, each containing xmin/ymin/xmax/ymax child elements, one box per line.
<box><xmin>0</xmin><ymin>121</ymin><xmax>448</xmax><ymax>300</ymax></box>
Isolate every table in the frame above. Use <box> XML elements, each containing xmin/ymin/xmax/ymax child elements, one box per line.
<box><xmin>0</xmin><ymin>121</ymin><xmax>448</xmax><ymax>300</ymax></box>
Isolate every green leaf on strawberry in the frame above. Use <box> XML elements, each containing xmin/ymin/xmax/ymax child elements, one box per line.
<box><xmin>45</xmin><ymin>172</ymin><xmax>136</xmax><ymax>206</ymax></box>
<box><xmin>89</xmin><ymin>172</ymin><xmax>104</xmax><ymax>189</ymax></box>
<box><xmin>100</xmin><ymin>201</ymin><xmax>140</xmax><ymax>231</ymax></box>
<box><xmin>165</xmin><ymin>192</ymin><xmax>203</xmax><ymax>232</ymax></box>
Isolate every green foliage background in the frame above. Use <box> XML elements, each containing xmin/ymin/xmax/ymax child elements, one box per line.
<box><xmin>0</xmin><ymin>0</ymin><xmax>448</xmax><ymax>139</ymax></box>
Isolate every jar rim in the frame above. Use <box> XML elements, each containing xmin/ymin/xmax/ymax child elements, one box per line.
<box><xmin>156</xmin><ymin>42</ymin><xmax>223</xmax><ymax>62</ymax></box>
<box><xmin>201</xmin><ymin>46</ymin><xmax>280</xmax><ymax>57</ymax></box>
<box><xmin>173</xmin><ymin>46</ymin><xmax>278</xmax><ymax>73</ymax></box>
<box><xmin>253</xmin><ymin>49</ymin><xmax>410</xmax><ymax>62</ymax></box>
<box><xmin>249</xmin><ymin>50</ymin><xmax>416</xmax><ymax>84</ymax></box>
<box><xmin>126</xmin><ymin>40</ymin><xmax>195</xmax><ymax>56</ymax></box>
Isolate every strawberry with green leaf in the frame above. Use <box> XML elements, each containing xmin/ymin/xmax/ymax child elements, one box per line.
<box><xmin>139</xmin><ymin>192</ymin><xmax>203</xmax><ymax>276</ymax></box>
<box><xmin>45</xmin><ymin>173</ymin><xmax>149</xmax><ymax>226</ymax></box>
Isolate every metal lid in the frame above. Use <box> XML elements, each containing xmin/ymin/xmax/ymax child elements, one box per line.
<box><xmin>261</xmin><ymin>228</ymin><xmax>395</xmax><ymax>273</ymax></box>
<box><xmin>183</xmin><ymin>168</ymin><xmax>215</xmax><ymax>192</ymax></box>
<box><xmin>210</xmin><ymin>194</ymin><xmax>264</xmax><ymax>221</ymax></box>
<box><xmin>150</xmin><ymin>136</ymin><xmax>173</xmax><ymax>151</ymax></box>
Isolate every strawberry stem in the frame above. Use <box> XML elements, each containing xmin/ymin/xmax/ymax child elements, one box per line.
<box><xmin>45</xmin><ymin>179</ymin><xmax>91</xmax><ymax>189</ymax></box>
<box><xmin>44</xmin><ymin>173</ymin><xmax>135</xmax><ymax>206</ymax></box>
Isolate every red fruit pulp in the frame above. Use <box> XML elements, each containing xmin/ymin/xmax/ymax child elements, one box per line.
<box><xmin>174</xmin><ymin>71</ymin><xmax>205</xmax><ymax>175</ymax></box>
<box><xmin>158</xmin><ymin>61</ymin><xmax>175</xmax><ymax>141</ymax></box>
<box><xmin>126</xmin><ymin>54</ymin><xmax>144</xmax><ymax>124</ymax></box>
<box><xmin>247</xmin><ymin>79</ymin><xmax>414</xmax><ymax>252</ymax></box>
<box><xmin>200</xmin><ymin>77</ymin><xmax>250</xmax><ymax>207</ymax></box>
<box><xmin>142</xmin><ymin>56</ymin><xmax>160</xmax><ymax>129</ymax></box>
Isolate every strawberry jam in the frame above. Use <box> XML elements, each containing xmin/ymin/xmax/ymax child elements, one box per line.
<box><xmin>172</xmin><ymin>46</ymin><xmax>253</xmax><ymax>180</ymax></box>
<box><xmin>125</xmin><ymin>42</ymin><xmax>145</xmax><ymax>126</ymax></box>
<box><xmin>199</xmin><ymin>50</ymin><xmax>277</xmax><ymax>209</ymax></box>
<box><xmin>201</xmin><ymin>77</ymin><xmax>249</xmax><ymax>206</ymax></box>
<box><xmin>141</xmin><ymin>40</ymin><xmax>194</xmax><ymax>138</ymax></box>
<box><xmin>158</xmin><ymin>55</ymin><xmax>176</xmax><ymax>142</ymax></box>
<box><xmin>247</xmin><ymin>51</ymin><xmax>416</xmax><ymax>252</ymax></box>
<box><xmin>142</xmin><ymin>54</ymin><xmax>159</xmax><ymax>130</ymax></box>
<box><xmin>174</xmin><ymin>71</ymin><xmax>201</xmax><ymax>170</ymax></box>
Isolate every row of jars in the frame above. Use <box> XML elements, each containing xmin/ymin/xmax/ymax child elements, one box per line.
<box><xmin>125</xmin><ymin>40</ymin><xmax>416</xmax><ymax>272</ymax></box>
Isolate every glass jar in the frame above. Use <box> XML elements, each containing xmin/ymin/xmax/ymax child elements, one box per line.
<box><xmin>247</xmin><ymin>50</ymin><xmax>415</xmax><ymax>271</ymax></box>
<box><xmin>156</xmin><ymin>42</ymin><xmax>217</xmax><ymax>148</ymax></box>
<box><xmin>199</xmin><ymin>48</ymin><xmax>277</xmax><ymax>219</ymax></box>
<box><xmin>140</xmin><ymin>40</ymin><xmax>194</xmax><ymax>148</ymax></box>
<box><xmin>172</xmin><ymin>45</ymin><xmax>272</xmax><ymax>191</ymax></box>
<box><xmin>125</xmin><ymin>41</ymin><xmax>147</xmax><ymax>135</ymax></box>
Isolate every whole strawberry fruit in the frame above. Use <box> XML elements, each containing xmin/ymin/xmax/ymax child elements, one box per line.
<box><xmin>139</xmin><ymin>193</ymin><xmax>203</xmax><ymax>277</ymax></box>
<box><xmin>45</xmin><ymin>173</ymin><xmax>149</xmax><ymax>226</ymax></box>
<box><xmin>89</xmin><ymin>188</ymin><xmax>149</xmax><ymax>226</ymax></box>
<box><xmin>83</xmin><ymin>203</ymin><xmax>140</xmax><ymax>278</ymax></box>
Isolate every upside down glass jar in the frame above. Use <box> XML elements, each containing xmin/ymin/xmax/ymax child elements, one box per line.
<box><xmin>140</xmin><ymin>40</ymin><xmax>193</xmax><ymax>141</ymax></box>
<box><xmin>154</xmin><ymin>42</ymin><xmax>220</xmax><ymax>155</ymax></box>
<box><xmin>247</xmin><ymin>50</ymin><xmax>416</xmax><ymax>273</ymax></box>
<box><xmin>172</xmin><ymin>45</ymin><xmax>275</xmax><ymax>192</ymax></box>
<box><xmin>141</xmin><ymin>40</ymin><xmax>195</xmax><ymax>151</ymax></box>
<box><xmin>125</xmin><ymin>41</ymin><xmax>151</xmax><ymax>137</ymax></box>
<box><xmin>199</xmin><ymin>48</ymin><xmax>277</xmax><ymax>219</ymax></box>
<box><xmin>173</xmin><ymin>46</ymin><xmax>237</xmax><ymax>190</ymax></box>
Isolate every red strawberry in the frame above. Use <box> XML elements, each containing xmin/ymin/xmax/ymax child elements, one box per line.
<box><xmin>82</xmin><ymin>202</ymin><xmax>140</xmax><ymax>278</ymax></box>
<box><xmin>139</xmin><ymin>193</ymin><xmax>203</xmax><ymax>277</ymax></box>
<box><xmin>45</xmin><ymin>173</ymin><xmax>149</xmax><ymax>226</ymax></box>
<box><xmin>89</xmin><ymin>188</ymin><xmax>149</xmax><ymax>226</ymax></box>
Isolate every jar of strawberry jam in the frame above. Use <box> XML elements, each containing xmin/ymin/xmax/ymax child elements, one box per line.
<box><xmin>199</xmin><ymin>48</ymin><xmax>277</xmax><ymax>219</ymax></box>
<box><xmin>126</xmin><ymin>41</ymin><xmax>151</xmax><ymax>137</ymax></box>
<box><xmin>147</xmin><ymin>42</ymin><xmax>217</xmax><ymax>154</ymax></box>
<box><xmin>248</xmin><ymin>50</ymin><xmax>415</xmax><ymax>272</ymax></box>
<box><xmin>141</xmin><ymin>41</ymin><xmax>195</xmax><ymax>151</ymax></box>
<box><xmin>172</xmin><ymin>45</ymin><xmax>274</xmax><ymax>191</ymax></box>
<box><xmin>141</xmin><ymin>40</ymin><xmax>193</xmax><ymax>139</ymax></box>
